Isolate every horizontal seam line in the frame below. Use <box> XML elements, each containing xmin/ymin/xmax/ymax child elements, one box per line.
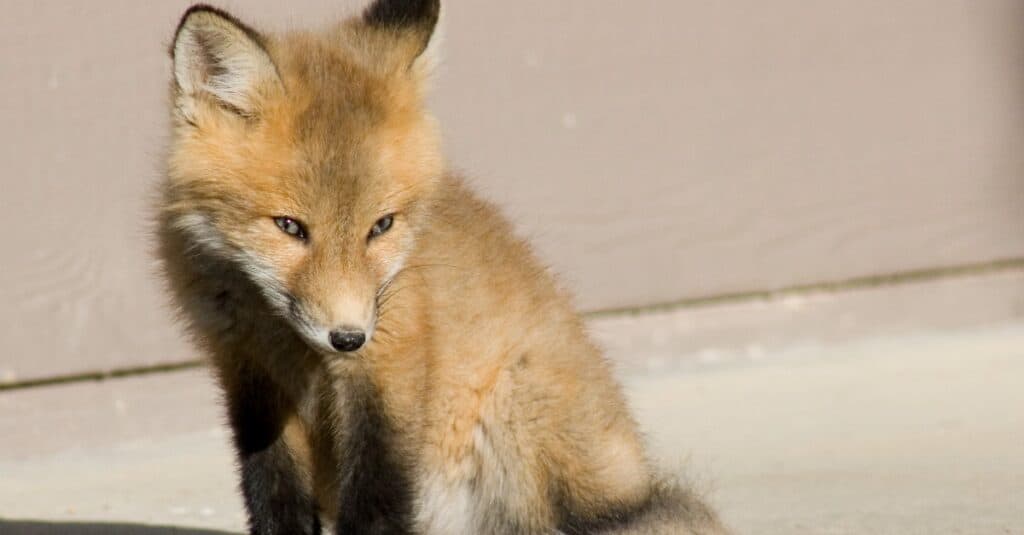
<box><xmin>0</xmin><ymin>360</ymin><xmax>202</xmax><ymax>393</ymax></box>
<box><xmin>585</xmin><ymin>256</ymin><xmax>1024</xmax><ymax>318</ymax></box>
<box><xmin>3</xmin><ymin>256</ymin><xmax>1023</xmax><ymax>393</ymax></box>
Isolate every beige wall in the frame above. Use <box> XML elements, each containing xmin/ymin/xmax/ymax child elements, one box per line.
<box><xmin>2</xmin><ymin>0</ymin><xmax>1023</xmax><ymax>384</ymax></box>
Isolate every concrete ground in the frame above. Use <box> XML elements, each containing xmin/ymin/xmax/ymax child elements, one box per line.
<box><xmin>1</xmin><ymin>321</ymin><xmax>1022</xmax><ymax>534</ymax></box>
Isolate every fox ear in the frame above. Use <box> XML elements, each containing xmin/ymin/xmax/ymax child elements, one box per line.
<box><xmin>362</xmin><ymin>0</ymin><xmax>441</xmax><ymax>71</ymax></box>
<box><xmin>171</xmin><ymin>5</ymin><xmax>280</xmax><ymax>120</ymax></box>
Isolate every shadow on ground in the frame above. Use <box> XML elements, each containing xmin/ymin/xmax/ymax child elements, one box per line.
<box><xmin>0</xmin><ymin>521</ymin><xmax>239</xmax><ymax>534</ymax></box>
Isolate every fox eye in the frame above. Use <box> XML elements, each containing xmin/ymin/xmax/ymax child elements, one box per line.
<box><xmin>274</xmin><ymin>217</ymin><xmax>307</xmax><ymax>240</ymax></box>
<box><xmin>369</xmin><ymin>214</ymin><xmax>394</xmax><ymax>240</ymax></box>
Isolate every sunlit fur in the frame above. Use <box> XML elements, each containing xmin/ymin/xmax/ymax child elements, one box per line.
<box><xmin>156</xmin><ymin>2</ymin><xmax>726</xmax><ymax>533</ymax></box>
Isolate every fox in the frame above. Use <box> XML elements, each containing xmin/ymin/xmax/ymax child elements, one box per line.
<box><xmin>156</xmin><ymin>0</ymin><xmax>726</xmax><ymax>533</ymax></box>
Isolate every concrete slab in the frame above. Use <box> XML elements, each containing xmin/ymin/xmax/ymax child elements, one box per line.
<box><xmin>624</xmin><ymin>323</ymin><xmax>1024</xmax><ymax>534</ymax></box>
<box><xmin>2</xmin><ymin>323</ymin><xmax>1023</xmax><ymax>534</ymax></box>
<box><xmin>0</xmin><ymin>371</ymin><xmax>239</xmax><ymax>532</ymax></box>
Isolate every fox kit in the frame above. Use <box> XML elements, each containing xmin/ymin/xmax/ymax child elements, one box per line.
<box><xmin>157</xmin><ymin>0</ymin><xmax>724</xmax><ymax>533</ymax></box>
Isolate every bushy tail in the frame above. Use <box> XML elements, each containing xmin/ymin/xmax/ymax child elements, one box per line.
<box><xmin>596</xmin><ymin>478</ymin><xmax>730</xmax><ymax>535</ymax></box>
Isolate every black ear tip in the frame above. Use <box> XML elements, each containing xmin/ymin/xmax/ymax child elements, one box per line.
<box><xmin>363</xmin><ymin>0</ymin><xmax>441</xmax><ymax>30</ymax></box>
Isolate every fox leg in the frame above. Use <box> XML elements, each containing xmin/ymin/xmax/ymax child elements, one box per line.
<box><xmin>239</xmin><ymin>440</ymin><xmax>321</xmax><ymax>535</ymax></box>
<box><xmin>328</xmin><ymin>372</ymin><xmax>414</xmax><ymax>534</ymax></box>
<box><xmin>414</xmin><ymin>391</ymin><xmax>557</xmax><ymax>533</ymax></box>
<box><xmin>224</xmin><ymin>368</ymin><xmax>321</xmax><ymax>535</ymax></box>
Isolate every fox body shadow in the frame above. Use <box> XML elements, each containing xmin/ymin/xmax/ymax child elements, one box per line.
<box><xmin>0</xmin><ymin>520</ymin><xmax>239</xmax><ymax>535</ymax></box>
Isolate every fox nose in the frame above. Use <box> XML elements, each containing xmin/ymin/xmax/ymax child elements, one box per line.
<box><xmin>329</xmin><ymin>328</ymin><xmax>366</xmax><ymax>353</ymax></box>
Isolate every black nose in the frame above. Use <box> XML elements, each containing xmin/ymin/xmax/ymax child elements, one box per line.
<box><xmin>329</xmin><ymin>329</ymin><xmax>366</xmax><ymax>352</ymax></box>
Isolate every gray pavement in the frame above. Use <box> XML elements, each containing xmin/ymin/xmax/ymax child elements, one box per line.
<box><xmin>1</xmin><ymin>323</ymin><xmax>1022</xmax><ymax>534</ymax></box>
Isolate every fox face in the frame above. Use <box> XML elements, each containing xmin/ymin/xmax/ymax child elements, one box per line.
<box><xmin>164</xmin><ymin>3</ymin><xmax>442</xmax><ymax>354</ymax></box>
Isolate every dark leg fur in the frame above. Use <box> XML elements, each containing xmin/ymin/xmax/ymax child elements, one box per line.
<box><xmin>332</xmin><ymin>375</ymin><xmax>413</xmax><ymax>534</ymax></box>
<box><xmin>241</xmin><ymin>442</ymin><xmax>322</xmax><ymax>535</ymax></box>
<box><xmin>226</xmin><ymin>367</ymin><xmax>321</xmax><ymax>535</ymax></box>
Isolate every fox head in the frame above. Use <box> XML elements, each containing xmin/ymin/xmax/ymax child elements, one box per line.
<box><xmin>164</xmin><ymin>0</ymin><xmax>443</xmax><ymax>355</ymax></box>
